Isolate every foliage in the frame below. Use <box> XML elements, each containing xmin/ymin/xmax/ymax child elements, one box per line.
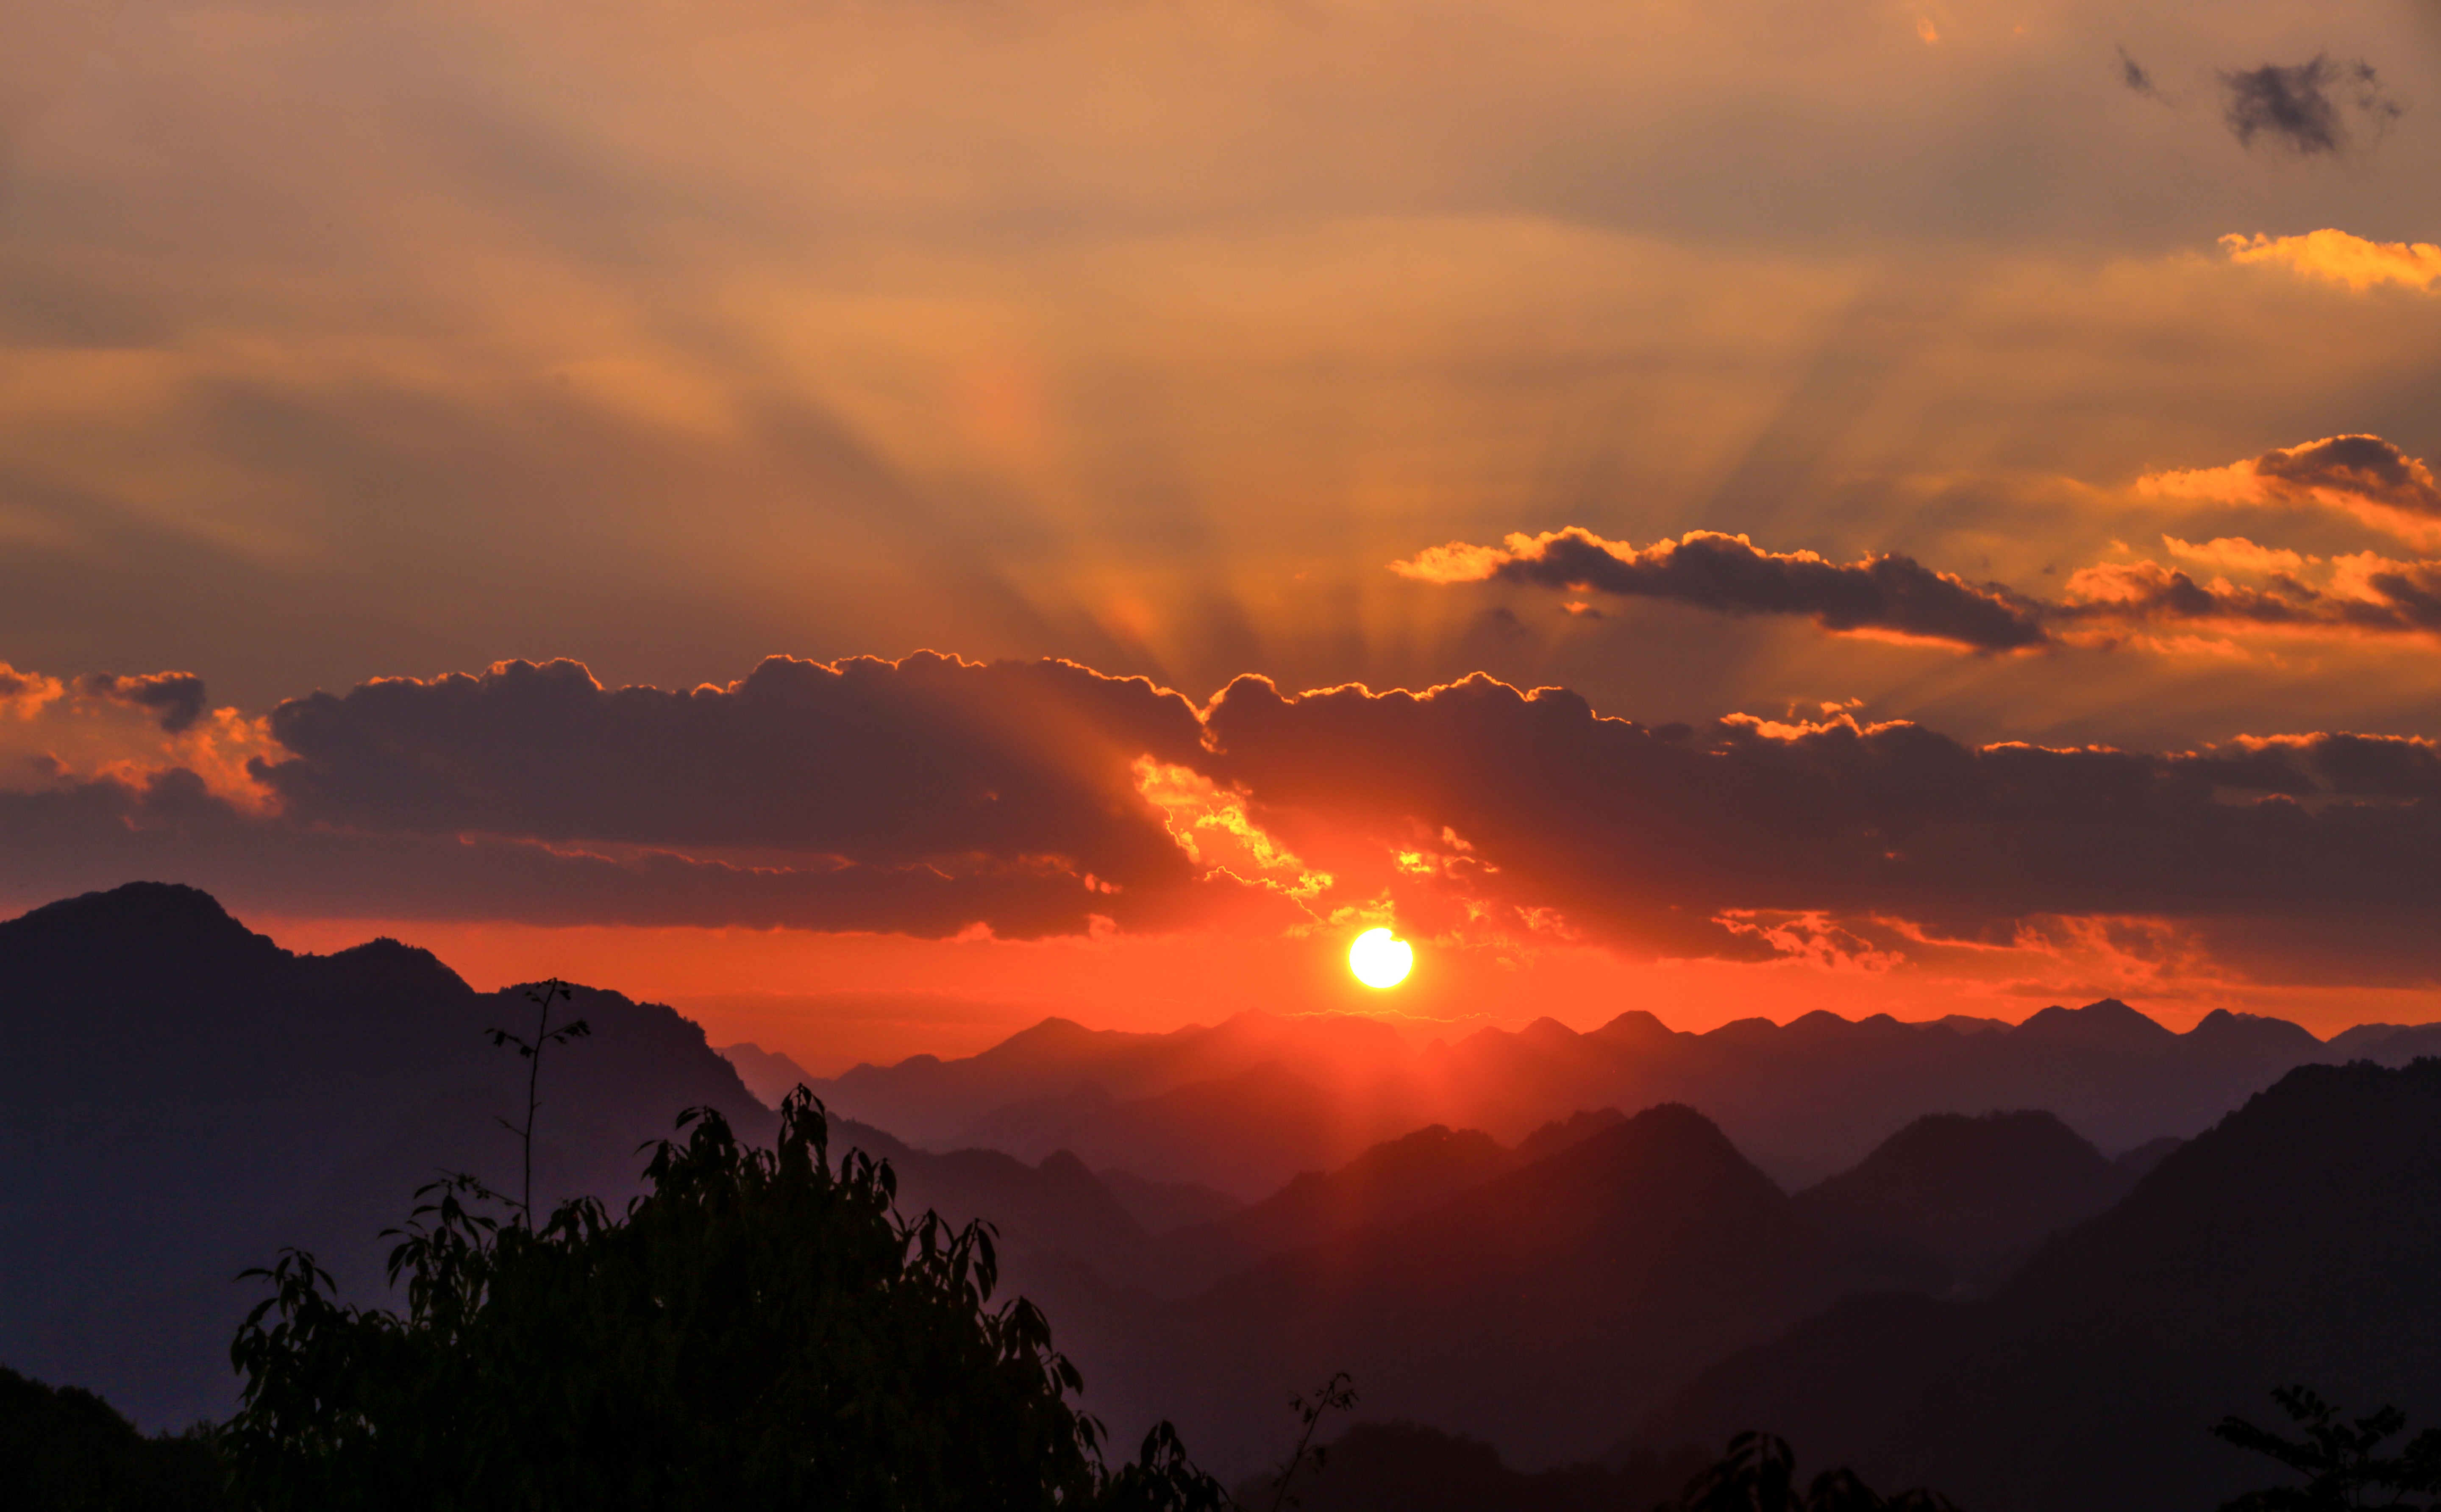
<box><xmin>1265</xmin><ymin>1372</ymin><xmax>1357</xmax><ymax>1512</ymax></box>
<box><xmin>1667</xmin><ymin>1432</ymin><xmax>1960</xmax><ymax>1512</ymax></box>
<box><xmin>2215</xmin><ymin>1386</ymin><xmax>2441</xmax><ymax>1510</ymax></box>
<box><xmin>0</xmin><ymin>1365</ymin><xmax>227</xmax><ymax>1512</ymax></box>
<box><xmin>224</xmin><ymin>1089</ymin><xmax>1226</xmax><ymax>1512</ymax></box>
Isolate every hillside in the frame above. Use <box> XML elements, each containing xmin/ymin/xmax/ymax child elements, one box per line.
<box><xmin>1065</xmin><ymin>1105</ymin><xmax>1840</xmax><ymax>1473</ymax></box>
<box><xmin>1142</xmin><ymin>1112</ymin><xmax>1624</xmax><ymax>1296</ymax></box>
<box><xmin>1790</xmin><ymin>1109</ymin><xmax>2144</xmax><ymax>1290</ymax></box>
<box><xmin>1627</xmin><ymin>1058</ymin><xmax>2441</xmax><ymax>1512</ymax></box>
<box><xmin>0</xmin><ymin>884</ymin><xmax>775</xmax><ymax>1429</ymax></box>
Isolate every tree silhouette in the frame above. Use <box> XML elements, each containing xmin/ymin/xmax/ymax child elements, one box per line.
<box><xmin>1266</xmin><ymin>1372</ymin><xmax>1357</xmax><ymax>1512</ymax></box>
<box><xmin>0</xmin><ymin>1366</ymin><xmax>226</xmax><ymax>1512</ymax></box>
<box><xmin>1668</xmin><ymin>1432</ymin><xmax>1960</xmax><ymax>1512</ymax></box>
<box><xmin>484</xmin><ymin>978</ymin><xmax>589</xmax><ymax>1226</ymax></box>
<box><xmin>225</xmin><ymin>1089</ymin><xmax>1226</xmax><ymax>1512</ymax></box>
<box><xmin>2214</xmin><ymin>1386</ymin><xmax>2441</xmax><ymax>1510</ymax></box>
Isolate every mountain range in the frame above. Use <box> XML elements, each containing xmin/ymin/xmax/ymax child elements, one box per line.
<box><xmin>3</xmin><ymin>880</ymin><xmax>2435</xmax><ymax>1510</ymax></box>
<box><xmin>803</xmin><ymin>995</ymin><xmax>2347</xmax><ymax>1192</ymax></box>
<box><xmin>1626</xmin><ymin>1057</ymin><xmax>2441</xmax><ymax>1512</ymax></box>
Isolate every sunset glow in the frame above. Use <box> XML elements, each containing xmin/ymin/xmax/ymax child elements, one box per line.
<box><xmin>11</xmin><ymin>2</ymin><xmax>2441</xmax><ymax>1498</ymax></box>
<box><xmin>0</xmin><ymin>0</ymin><xmax>2433</xmax><ymax>1112</ymax></box>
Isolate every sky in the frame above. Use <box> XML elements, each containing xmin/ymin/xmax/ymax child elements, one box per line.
<box><xmin>6</xmin><ymin>0</ymin><xmax>2441</xmax><ymax>1068</ymax></box>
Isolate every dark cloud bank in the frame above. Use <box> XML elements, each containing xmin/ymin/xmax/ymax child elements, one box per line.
<box><xmin>5</xmin><ymin>653</ymin><xmax>2439</xmax><ymax>983</ymax></box>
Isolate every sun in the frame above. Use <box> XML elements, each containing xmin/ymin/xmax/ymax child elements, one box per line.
<box><xmin>1348</xmin><ymin>927</ymin><xmax>1414</xmax><ymax>989</ymax></box>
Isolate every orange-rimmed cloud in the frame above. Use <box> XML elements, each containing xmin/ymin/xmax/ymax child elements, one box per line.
<box><xmin>1391</xmin><ymin>528</ymin><xmax>2049</xmax><ymax>652</ymax></box>
<box><xmin>2223</xmin><ymin>230</ymin><xmax>2441</xmax><ymax>292</ymax></box>
<box><xmin>0</xmin><ymin>662</ymin><xmax>275</xmax><ymax>808</ymax></box>
<box><xmin>2139</xmin><ymin>434</ymin><xmax>2441</xmax><ymax>548</ymax></box>
<box><xmin>1133</xmin><ymin>757</ymin><xmax>1334</xmax><ymax>903</ymax></box>
<box><xmin>2054</xmin><ymin>547</ymin><xmax>2441</xmax><ymax>642</ymax></box>
<box><xmin>8</xmin><ymin>654</ymin><xmax>2441</xmax><ymax>986</ymax></box>
<box><xmin>1193</xmin><ymin>673</ymin><xmax>2441</xmax><ymax>981</ymax></box>
<box><xmin>2162</xmin><ymin>535</ymin><xmax>2311</xmax><ymax>575</ymax></box>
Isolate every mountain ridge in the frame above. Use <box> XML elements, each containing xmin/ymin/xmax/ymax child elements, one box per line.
<box><xmin>811</xmin><ymin>995</ymin><xmax>2393</xmax><ymax>1189</ymax></box>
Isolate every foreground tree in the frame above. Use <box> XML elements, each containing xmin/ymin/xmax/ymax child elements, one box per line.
<box><xmin>1670</xmin><ymin>1431</ymin><xmax>1960</xmax><ymax>1512</ymax></box>
<box><xmin>0</xmin><ymin>1366</ymin><xmax>226</xmax><ymax>1512</ymax></box>
<box><xmin>2215</xmin><ymin>1386</ymin><xmax>2441</xmax><ymax>1511</ymax></box>
<box><xmin>224</xmin><ymin>1090</ymin><xmax>1224</xmax><ymax>1512</ymax></box>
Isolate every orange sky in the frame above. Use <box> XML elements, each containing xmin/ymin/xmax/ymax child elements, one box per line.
<box><xmin>247</xmin><ymin>910</ymin><xmax>2441</xmax><ymax>1075</ymax></box>
<box><xmin>6</xmin><ymin>0</ymin><xmax>2441</xmax><ymax>1066</ymax></box>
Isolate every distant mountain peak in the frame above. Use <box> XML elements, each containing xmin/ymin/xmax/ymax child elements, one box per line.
<box><xmin>2009</xmin><ymin>998</ymin><xmax>2175</xmax><ymax>1045</ymax></box>
<box><xmin>11</xmin><ymin>879</ymin><xmax>251</xmax><ymax>937</ymax></box>
<box><xmin>1587</xmin><ymin>1009</ymin><xmax>1677</xmax><ymax>1046</ymax></box>
<box><xmin>311</xmin><ymin>937</ymin><xmax>474</xmax><ymax>996</ymax></box>
<box><xmin>2182</xmin><ymin>1007</ymin><xmax>2324</xmax><ymax>1053</ymax></box>
<box><xmin>0</xmin><ymin>881</ymin><xmax>288</xmax><ymax>979</ymax></box>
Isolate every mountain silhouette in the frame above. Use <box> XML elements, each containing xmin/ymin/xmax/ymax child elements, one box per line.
<box><xmin>11</xmin><ymin>880</ymin><xmax>2431</xmax><ymax>1493</ymax></box>
<box><xmin>813</xmin><ymin>997</ymin><xmax>2364</xmax><ymax>1190</ymax></box>
<box><xmin>810</xmin><ymin>1111</ymin><xmax>1157</xmax><ymax>1290</ymax></box>
<box><xmin>1625</xmin><ymin>1057</ymin><xmax>2441</xmax><ymax>1512</ymax></box>
<box><xmin>1141</xmin><ymin>1111</ymin><xmax>1627</xmax><ymax>1296</ymax></box>
<box><xmin>715</xmin><ymin>1040</ymin><xmax>817</xmax><ymax>1107</ymax></box>
<box><xmin>0</xmin><ymin>884</ymin><xmax>774</xmax><ymax>1429</ymax></box>
<box><xmin>821</xmin><ymin>1011</ymin><xmax>1418</xmax><ymax>1148</ymax></box>
<box><xmin>1062</xmin><ymin>1105</ymin><xmax>1849</xmax><ymax>1474</ymax></box>
<box><xmin>1066</xmin><ymin>1087</ymin><xmax>2216</xmax><ymax>1476</ymax></box>
<box><xmin>2327</xmin><ymin>1021</ymin><xmax>2441</xmax><ymax>1064</ymax></box>
<box><xmin>1093</xmin><ymin>1167</ymin><xmax>1246</xmax><ymax>1235</ymax></box>
<box><xmin>953</xmin><ymin>1059</ymin><xmax>1435</xmax><ymax>1199</ymax></box>
<box><xmin>1229</xmin><ymin>1419</ymin><xmax>1706</xmax><ymax>1512</ymax></box>
<box><xmin>1791</xmin><ymin>1109</ymin><xmax>2147</xmax><ymax>1290</ymax></box>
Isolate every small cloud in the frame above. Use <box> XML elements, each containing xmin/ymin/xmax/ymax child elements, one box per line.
<box><xmin>2162</xmin><ymin>535</ymin><xmax>2313</xmax><ymax>576</ymax></box>
<box><xmin>1393</xmin><ymin>527</ymin><xmax>2049</xmax><ymax>653</ymax></box>
<box><xmin>2139</xmin><ymin>434</ymin><xmax>2441</xmax><ymax>549</ymax></box>
<box><xmin>2220</xmin><ymin>55</ymin><xmax>2400</xmax><ymax>156</ymax></box>
<box><xmin>2116</xmin><ymin>46</ymin><xmax>2164</xmax><ymax>102</ymax></box>
<box><xmin>2221</xmin><ymin>229</ymin><xmax>2441</xmax><ymax>293</ymax></box>
<box><xmin>77</xmin><ymin>671</ymin><xmax>209</xmax><ymax>733</ymax></box>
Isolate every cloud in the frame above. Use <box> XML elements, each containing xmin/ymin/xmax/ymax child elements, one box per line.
<box><xmin>5</xmin><ymin>651</ymin><xmax>2441</xmax><ymax>984</ymax></box>
<box><xmin>2055</xmin><ymin>559</ymin><xmax>2325</xmax><ymax>631</ymax></box>
<box><xmin>2222</xmin><ymin>229</ymin><xmax>2441</xmax><ymax>292</ymax></box>
<box><xmin>0</xmin><ymin>666</ymin><xmax>66</xmax><ymax>720</ymax></box>
<box><xmin>2219</xmin><ymin>55</ymin><xmax>2400</xmax><ymax>156</ymax></box>
<box><xmin>76</xmin><ymin>671</ymin><xmax>209</xmax><ymax>734</ymax></box>
<box><xmin>2169</xmin><ymin>731</ymin><xmax>2441</xmax><ymax>801</ymax></box>
<box><xmin>1191</xmin><ymin>673</ymin><xmax>2441</xmax><ymax>980</ymax></box>
<box><xmin>1390</xmin><ymin>528</ymin><xmax>2049</xmax><ymax>652</ymax></box>
<box><xmin>255</xmin><ymin>653</ymin><xmax>1212</xmax><ymax>887</ymax></box>
<box><xmin>1396</xmin><ymin>498</ymin><xmax>2441</xmax><ymax>653</ymax></box>
<box><xmin>0</xmin><ymin>767</ymin><xmax>1247</xmax><ymax>939</ymax></box>
<box><xmin>2163</xmin><ymin>536</ymin><xmax>2310</xmax><ymax>575</ymax></box>
<box><xmin>2116</xmin><ymin>47</ymin><xmax>2164</xmax><ymax>102</ymax></box>
<box><xmin>2139</xmin><ymin>434</ymin><xmax>2441</xmax><ymax>548</ymax></box>
<box><xmin>0</xmin><ymin>652</ymin><xmax>1325</xmax><ymax>939</ymax></box>
<box><xmin>2053</xmin><ymin>548</ymin><xmax>2441</xmax><ymax>642</ymax></box>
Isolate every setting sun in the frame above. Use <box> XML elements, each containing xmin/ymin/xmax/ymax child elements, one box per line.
<box><xmin>1348</xmin><ymin>927</ymin><xmax>1414</xmax><ymax>989</ymax></box>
